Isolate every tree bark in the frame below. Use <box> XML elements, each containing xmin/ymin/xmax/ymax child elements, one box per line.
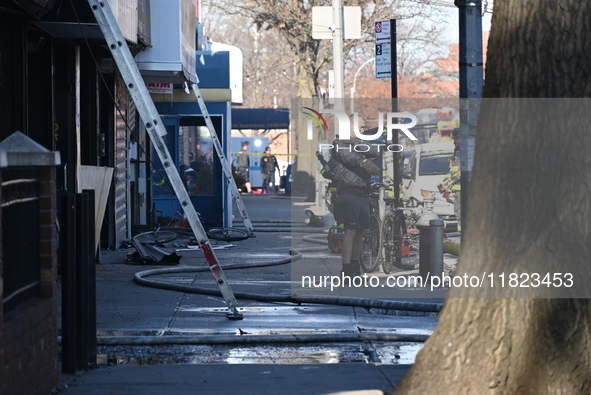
<box><xmin>393</xmin><ymin>0</ymin><xmax>591</xmax><ymax>393</ymax></box>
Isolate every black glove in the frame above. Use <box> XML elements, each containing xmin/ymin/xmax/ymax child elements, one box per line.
<box><xmin>316</xmin><ymin>151</ymin><xmax>328</xmax><ymax>166</ymax></box>
<box><xmin>361</xmin><ymin>159</ymin><xmax>380</xmax><ymax>176</ymax></box>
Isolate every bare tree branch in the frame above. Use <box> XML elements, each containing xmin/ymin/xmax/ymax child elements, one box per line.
<box><xmin>203</xmin><ymin>0</ymin><xmax>451</xmax><ymax>104</ymax></box>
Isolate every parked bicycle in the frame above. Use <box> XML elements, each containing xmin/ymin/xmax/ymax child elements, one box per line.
<box><xmin>360</xmin><ymin>183</ymin><xmax>422</xmax><ymax>274</ymax></box>
<box><xmin>361</xmin><ymin>183</ymin><xmax>386</xmax><ymax>273</ymax></box>
<box><xmin>133</xmin><ymin>225</ymin><xmax>178</xmax><ymax>245</ymax></box>
<box><xmin>136</xmin><ymin>211</ymin><xmax>250</xmax><ymax>244</ymax></box>
<box><xmin>380</xmin><ymin>195</ymin><xmax>408</xmax><ymax>274</ymax></box>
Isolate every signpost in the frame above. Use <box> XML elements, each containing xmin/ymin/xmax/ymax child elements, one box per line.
<box><xmin>374</xmin><ymin>19</ymin><xmax>397</xmax><ymax>106</ymax></box>
<box><xmin>374</xmin><ymin>20</ymin><xmax>392</xmax><ymax>79</ymax></box>
<box><xmin>375</xmin><ymin>19</ymin><xmax>400</xmax><ymax>201</ymax></box>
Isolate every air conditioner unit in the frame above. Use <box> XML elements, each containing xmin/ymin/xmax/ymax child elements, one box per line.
<box><xmin>135</xmin><ymin>0</ymin><xmax>197</xmax><ymax>84</ymax></box>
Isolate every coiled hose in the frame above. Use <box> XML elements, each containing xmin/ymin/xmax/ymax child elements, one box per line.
<box><xmin>125</xmin><ymin>222</ymin><xmax>441</xmax><ymax>346</ymax></box>
<box><xmin>133</xmin><ymin>227</ymin><xmax>443</xmax><ymax>313</ymax></box>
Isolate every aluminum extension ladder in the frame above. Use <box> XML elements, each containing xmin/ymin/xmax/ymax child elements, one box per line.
<box><xmin>88</xmin><ymin>0</ymin><xmax>243</xmax><ymax>319</ymax></box>
<box><xmin>190</xmin><ymin>84</ymin><xmax>255</xmax><ymax>236</ymax></box>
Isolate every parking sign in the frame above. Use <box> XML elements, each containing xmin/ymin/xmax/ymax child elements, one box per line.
<box><xmin>375</xmin><ymin>20</ymin><xmax>392</xmax><ymax>79</ymax></box>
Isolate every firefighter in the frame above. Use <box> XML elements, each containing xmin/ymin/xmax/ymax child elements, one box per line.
<box><xmin>438</xmin><ymin>128</ymin><xmax>461</xmax><ymax>231</ymax></box>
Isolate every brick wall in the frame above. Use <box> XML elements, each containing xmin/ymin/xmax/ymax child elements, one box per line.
<box><xmin>1</xmin><ymin>299</ymin><xmax>58</xmax><ymax>394</ymax></box>
<box><xmin>0</xmin><ymin>167</ymin><xmax>59</xmax><ymax>395</ymax></box>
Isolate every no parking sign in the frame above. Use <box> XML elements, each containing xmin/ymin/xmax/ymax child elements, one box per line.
<box><xmin>375</xmin><ymin>20</ymin><xmax>392</xmax><ymax>79</ymax></box>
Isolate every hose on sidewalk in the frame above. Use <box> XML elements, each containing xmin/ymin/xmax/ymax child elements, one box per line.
<box><xmin>133</xmin><ymin>226</ymin><xmax>443</xmax><ymax>314</ymax></box>
<box><xmin>125</xmin><ymin>223</ymin><xmax>439</xmax><ymax>346</ymax></box>
<box><xmin>97</xmin><ymin>332</ymin><xmax>429</xmax><ymax>346</ymax></box>
<box><xmin>134</xmin><ymin>263</ymin><xmax>442</xmax><ymax>313</ymax></box>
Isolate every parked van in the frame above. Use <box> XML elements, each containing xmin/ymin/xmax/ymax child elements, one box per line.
<box><xmin>401</xmin><ymin>141</ymin><xmax>455</xmax><ymax>217</ymax></box>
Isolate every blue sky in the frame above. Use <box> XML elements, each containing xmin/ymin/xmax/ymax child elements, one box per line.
<box><xmin>444</xmin><ymin>10</ymin><xmax>492</xmax><ymax>43</ymax></box>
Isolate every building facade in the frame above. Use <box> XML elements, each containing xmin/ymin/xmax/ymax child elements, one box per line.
<box><xmin>0</xmin><ymin>0</ymin><xmax>233</xmax><ymax>392</ymax></box>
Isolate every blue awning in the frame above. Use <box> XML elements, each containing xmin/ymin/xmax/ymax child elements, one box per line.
<box><xmin>231</xmin><ymin>108</ymin><xmax>289</xmax><ymax>130</ymax></box>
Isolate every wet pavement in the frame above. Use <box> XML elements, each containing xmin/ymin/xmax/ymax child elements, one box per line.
<box><xmin>57</xmin><ymin>194</ymin><xmax>456</xmax><ymax>394</ymax></box>
<box><xmin>96</xmin><ymin>341</ymin><xmax>422</xmax><ymax>365</ymax></box>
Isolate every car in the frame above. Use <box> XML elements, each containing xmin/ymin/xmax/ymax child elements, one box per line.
<box><xmin>401</xmin><ymin>141</ymin><xmax>455</xmax><ymax>217</ymax></box>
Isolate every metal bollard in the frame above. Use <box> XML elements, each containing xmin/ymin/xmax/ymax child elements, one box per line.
<box><xmin>417</xmin><ymin>223</ymin><xmax>430</xmax><ymax>280</ymax></box>
<box><xmin>429</xmin><ymin>219</ymin><xmax>444</xmax><ymax>279</ymax></box>
<box><xmin>416</xmin><ymin>210</ymin><xmax>439</xmax><ymax>281</ymax></box>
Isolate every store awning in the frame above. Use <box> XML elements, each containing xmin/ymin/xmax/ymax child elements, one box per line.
<box><xmin>231</xmin><ymin>108</ymin><xmax>289</xmax><ymax>130</ymax></box>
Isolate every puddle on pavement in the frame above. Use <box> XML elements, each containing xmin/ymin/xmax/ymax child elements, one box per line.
<box><xmin>95</xmin><ymin>341</ymin><xmax>421</xmax><ymax>366</ymax></box>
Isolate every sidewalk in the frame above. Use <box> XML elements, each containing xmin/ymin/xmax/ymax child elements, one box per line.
<box><xmin>58</xmin><ymin>363</ymin><xmax>412</xmax><ymax>394</ymax></box>
<box><xmin>56</xmin><ymin>194</ymin><xmax>440</xmax><ymax>395</ymax></box>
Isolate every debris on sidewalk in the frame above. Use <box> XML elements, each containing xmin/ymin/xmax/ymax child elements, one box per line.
<box><xmin>127</xmin><ymin>239</ymin><xmax>181</xmax><ymax>265</ymax></box>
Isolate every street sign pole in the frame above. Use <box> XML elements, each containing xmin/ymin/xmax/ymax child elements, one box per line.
<box><xmin>374</xmin><ymin>20</ymin><xmax>392</xmax><ymax>80</ymax></box>
<box><xmin>375</xmin><ymin>19</ymin><xmax>400</xmax><ymax>202</ymax></box>
<box><xmin>390</xmin><ymin>19</ymin><xmax>400</xmax><ymax>203</ymax></box>
<box><xmin>390</xmin><ymin>19</ymin><xmax>398</xmax><ymax>110</ymax></box>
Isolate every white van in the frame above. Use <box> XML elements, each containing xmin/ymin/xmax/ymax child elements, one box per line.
<box><xmin>401</xmin><ymin>141</ymin><xmax>455</xmax><ymax>217</ymax></box>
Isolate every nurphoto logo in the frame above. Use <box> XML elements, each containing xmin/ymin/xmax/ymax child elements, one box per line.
<box><xmin>303</xmin><ymin>107</ymin><xmax>418</xmax><ymax>153</ymax></box>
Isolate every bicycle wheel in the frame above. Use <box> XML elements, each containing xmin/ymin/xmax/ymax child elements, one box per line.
<box><xmin>382</xmin><ymin>215</ymin><xmax>402</xmax><ymax>274</ymax></box>
<box><xmin>361</xmin><ymin>213</ymin><xmax>381</xmax><ymax>273</ymax></box>
<box><xmin>133</xmin><ymin>230</ymin><xmax>177</xmax><ymax>245</ymax></box>
<box><xmin>207</xmin><ymin>227</ymin><xmax>250</xmax><ymax>242</ymax></box>
<box><xmin>159</xmin><ymin>227</ymin><xmax>195</xmax><ymax>238</ymax></box>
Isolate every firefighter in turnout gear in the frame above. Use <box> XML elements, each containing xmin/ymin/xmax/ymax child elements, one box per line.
<box><xmin>316</xmin><ymin>151</ymin><xmax>345</xmax><ymax>253</ymax></box>
<box><xmin>438</xmin><ymin>128</ymin><xmax>461</xmax><ymax>230</ymax></box>
<box><xmin>316</xmin><ymin>151</ymin><xmax>340</xmax><ymax>220</ymax></box>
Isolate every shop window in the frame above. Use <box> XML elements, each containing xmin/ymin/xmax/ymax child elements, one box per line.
<box><xmin>179</xmin><ymin>125</ymin><xmax>214</xmax><ymax>195</ymax></box>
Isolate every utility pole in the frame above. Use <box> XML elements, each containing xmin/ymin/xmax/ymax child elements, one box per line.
<box><xmin>332</xmin><ymin>0</ymin><xmax>345</xmax><ymax>113</ymax></box>
<box><xmin>457</xmin><ymin>0</ymin><xmax>483</xmax><ymax>234</ymax></box>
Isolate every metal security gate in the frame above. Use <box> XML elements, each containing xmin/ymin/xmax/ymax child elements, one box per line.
<box><xmin>1</xmin><ymin>168</ymin><xmax>40</xmax><ymax>312</ymax></box>
<box><xmin>113</xmin><ymin>78</ymin><xmax>132</xmax><ymax>246</ymax></box>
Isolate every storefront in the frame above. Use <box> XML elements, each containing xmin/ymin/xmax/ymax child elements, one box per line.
<box><xmin>147</xmin><ymin>49</ymin><xmax>236</xmax><ymax>227</ymax></box>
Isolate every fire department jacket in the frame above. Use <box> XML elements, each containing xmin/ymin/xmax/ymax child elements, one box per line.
<box><xmin>330</xmin><ymin>138</ymin><xmax>379</xmax><ymax>194</ymax></box>
<box><xmin>442</xmin><ymin>149</ymin><xmax>461</xmax><ymax>191</ymax></box>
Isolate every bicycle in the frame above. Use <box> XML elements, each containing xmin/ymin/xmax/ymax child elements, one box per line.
<box><xmin>133</xmin><ymin>225</ymin><xmax>178</xmax><ymax>245</ymax></box>
<box><xmin>360</xmin><ymin>183</ymin><xmax>420</xmax><ymax>274</ymax></box>
<box><xmin>157</xmin><ymin>211</ymin><xmax>250</xmax><ymax>242</ymax></box>
<box><xmin>360</xmin><ymin>183</ymin><xmax>384</xmax><ymax>273</ymax></box>
<box><xmin>380</xmin><ymin>196</ymin><xmax>408</xmax><ymax>274</ymax></box>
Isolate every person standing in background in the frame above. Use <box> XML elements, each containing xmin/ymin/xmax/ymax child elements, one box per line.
<box><xmin>236</xmin><ymin>141</ymin><xmax>252</xmax><ymax>193</ymax></box>
<box><xmin>261</xmin><ymin>146</ymin><xmax>280</xmax><ymax>193</ymax></box>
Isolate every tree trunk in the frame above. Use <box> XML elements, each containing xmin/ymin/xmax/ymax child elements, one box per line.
<box><xmin>393</xmin><ymin>1</ymin><xmax>591</xmax><ymax>393</ymax></box>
